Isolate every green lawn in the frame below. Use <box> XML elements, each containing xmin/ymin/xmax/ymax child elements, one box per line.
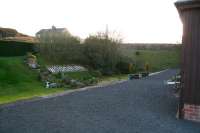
<box><xmin>0</xmin><ymin>57</ymin><xmax>66</xmax><ymax>104</ymax></box>
<box><xmin>122</xmin><ymin>48</ymin><xmax>181</xmax><ymax>72</ymax></box>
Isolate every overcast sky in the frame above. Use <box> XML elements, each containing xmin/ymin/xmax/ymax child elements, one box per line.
<box><xmin>0</xmin><ymin>0</ymin><xmax>182</xmax><ymax>43</ymax></box>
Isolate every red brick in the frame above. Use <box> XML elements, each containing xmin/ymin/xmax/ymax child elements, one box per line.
<box><xmin>183</xmin><ymin>104</ymin><xmax>200</xmax><ymax>122</ymax></box>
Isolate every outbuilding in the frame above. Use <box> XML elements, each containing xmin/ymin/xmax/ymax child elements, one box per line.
<box><xmin>175</xmin><ymin>0</ymin><xmax>200</xmax><ymax>122</ymax></box>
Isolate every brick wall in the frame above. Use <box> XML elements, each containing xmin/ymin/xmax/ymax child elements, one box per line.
<box><xmin>183</xmin><ymin>104</ymin><xmax>200</xmax><ymax>122</ymax></box>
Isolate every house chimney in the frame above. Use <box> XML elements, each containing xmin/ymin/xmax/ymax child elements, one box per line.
<box><xmin>175</xmin><ymin>0</ymin><xmax>200</xmax><ymax>122</ymax></box>
<box><xmin>52</xmin><ymin>25</ymin><xmax>56</xmax><ymax>30</ymax></box>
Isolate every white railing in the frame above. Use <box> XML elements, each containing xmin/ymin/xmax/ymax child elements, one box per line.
<box><xmin>47</xmin><ymin>65</ymin><xmax>86</xmax><ymax>73</ymax></box>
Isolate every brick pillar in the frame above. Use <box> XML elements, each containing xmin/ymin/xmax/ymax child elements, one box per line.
<box><xmin>183</xmin><ymin>104</ymin><xmax>200</xmax><ymax>122</ymax></box>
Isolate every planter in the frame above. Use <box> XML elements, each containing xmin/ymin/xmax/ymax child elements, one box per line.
<box><xmin>128</xmin><ymin>74</ymin><xmax>142</xmax><ymax>80</ymax></box>
<box><xmin>141</xmin><ymin>72</ymin><xmax>149</xmax><ymax>77</ymax></box>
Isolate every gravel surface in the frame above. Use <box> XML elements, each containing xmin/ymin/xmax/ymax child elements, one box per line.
<box><xmin>0</xmin><ymin>69</ymin><xmax>200</xmax><ymax>133</ymax></box>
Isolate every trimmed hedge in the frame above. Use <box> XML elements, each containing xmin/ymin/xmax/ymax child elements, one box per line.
<box><xmin>0</xmin><ymin>40</ymin><xmax>37</xmax><ymax>56</ymax></box>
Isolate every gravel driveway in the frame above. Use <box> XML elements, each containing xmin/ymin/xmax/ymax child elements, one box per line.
<box><xmin>0</xmin><ymin>69</ymin><xmax>200</xmax><ymax>133</ymax></box>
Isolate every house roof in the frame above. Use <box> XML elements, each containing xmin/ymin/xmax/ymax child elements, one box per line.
<box><xmin>36</xmin><ymin>26</ymin><xmax>69</xmax><ymax>35</ymax></box>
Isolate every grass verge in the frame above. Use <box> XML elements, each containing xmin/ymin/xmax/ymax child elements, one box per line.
<box><xmin>0</xmin><ymin>57</ymin><xmax>67</xmax><ymax>104</ymax></box>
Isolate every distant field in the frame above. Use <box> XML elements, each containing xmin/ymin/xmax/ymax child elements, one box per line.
<box><xmin>120</xmin><ymin>44</ymin><xmax>181</xmax><ymax>72</ymax></box>
<box><xmin>121</xmin><ymin>43</ymin><xmax>181</xmax><ymax>50</ymax></box>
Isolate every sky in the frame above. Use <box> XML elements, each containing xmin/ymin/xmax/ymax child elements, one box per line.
<box><xmin>0</xmin><ymin>0</ymin><xmax>182</xmax><ymax>43</ymax></box>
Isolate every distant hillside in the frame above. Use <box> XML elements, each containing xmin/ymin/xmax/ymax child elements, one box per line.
<box><xmin>120</xmin><ymin>43</ymin><xmax>182</xmax><ymax>50</ymax></box>
<box><xmin>119</xmin><ymin>44</ymin><xmax>181</xmax><ymax>72</ymax></box>
<box><xmin>0</xmin><ymin>27</ymin><xmax>37</xmax><ymax>43</ymax></box>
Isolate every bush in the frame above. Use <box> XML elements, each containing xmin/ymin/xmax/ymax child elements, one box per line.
<box><xmin>83</xmin><ymin>33</ymin><xmax>121</xmax><ymax>75</ymax></box>
<box><xmin>26</xmin><ymin>52</ymin><xmax>36</xmax><ymax>59</ymax></box>
<box><xmin>37</xmin><ymin>30</ymin><xmax>82</xmax><ymax>64</ymax></box>
<box><xmin>37</xmin><ymin>30</ymin><xmax>133</xmax><ymax>76</ymax></box>
<box><xmin>90</xmin><ymin>70</ymin><xmax>102</xmax><ymax>77</ymax></box>
<box><xmin>116</xmin><ymin>56</ymin><xmax>134</xmax><ymax>74</ymax></box>
<box><xmin>116</xmin><ymin>61</ymin><xmax>129</xmax><ymax>74</ymax></box>
<box><xmin>135</xmin><ymin>51</ymin><xmax>140</xmax><ymax>56</ymax></box>
<box><xmin>0</xmin><ymin>40</ymin><xmax>36</xmax><ymax>56</ymax></box>
<box><xmin>144</xmin><ymin>62</ymin><xmax>150</xmax><ymax>72</ymax></box>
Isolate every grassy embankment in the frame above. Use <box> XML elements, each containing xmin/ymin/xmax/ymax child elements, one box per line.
<box><xmin>0</xmin><ymin>57</ymin><xmax>65</xmax><ymax>104</ymax></box>
<box><xmin>0</xmin><ymin>57</ymin><xmax>126</xmax><ymax>104</ymax></box>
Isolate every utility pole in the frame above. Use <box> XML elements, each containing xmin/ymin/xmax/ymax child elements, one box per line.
<box><xmin>105</xmin><ymin>24</ymin><xmax>109</xmax><ymax>40</ymax></box>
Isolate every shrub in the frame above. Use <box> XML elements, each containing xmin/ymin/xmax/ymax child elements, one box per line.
<box><xmin>90</xmin><ymin>70</ymin><xmax>102</xmax><ymax>77</ymax></box>
<box><xmin>0</xmin><ymin>40</ymin><xmax>36</xmax><ymax>56</ymax></box>
<box><xmin>26</xmin><ymin>52</ymin><xmax>36</xmax><ymax>59</ymax></box>
<box><xmin>83</xmin><ymin>33</ymin><xmax>121</xmax><ymax>75</ymax></box>
<box><xmin>144</xmin><ymin>62</ymin><xmax>150</xmax><ymax>72</ymax></box>
<box><xmin>135</xmin><ymin>51</ymin><xmax>140</xmax><ymax>56</ymax></box>
<box><xmin>37</xmin><ymin>30</ymin><xmax>82</xmax><ymax>64</ymax></box>
<box><xmin>37</xmin><ymin>29</ymin><xmax>133</xmax><ymax>76</ymax></box>
<box><xmin>116</xmin><ymin>56</ymin><xmax>134</xmax><ymax>74</ymax></box>
<box><xmin>116</xmin><ymin>61</ymin><xmax>130</xmax><ymax>74</ymax></box>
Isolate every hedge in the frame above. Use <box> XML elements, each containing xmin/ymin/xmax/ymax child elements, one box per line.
<box><xmin>0</xmin><ymin>40</ymin><xmax>37</xmax><ymax>56</ymax></box>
